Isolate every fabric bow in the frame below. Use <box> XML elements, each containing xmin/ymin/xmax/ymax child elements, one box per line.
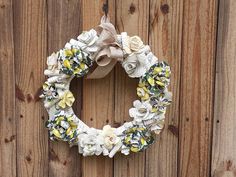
<box><xmin>86</xmin><ymin>16</ymin><xmax>124</xmax><ymax>79</ymax></box>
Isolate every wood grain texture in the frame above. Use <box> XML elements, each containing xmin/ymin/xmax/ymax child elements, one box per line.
<box><xmin>145</xmin><ymin>0</ymin><xmax>183</xmax><ymax>177</ymax></box>
<box><xmin>114</xmin><ymin>1</ymin><xmax>149</xmax><ymax>177</ymax></box>
<box><xmin>114</xmin><ymin>0</ymin><xmax>149</xmax><ymax>124</ymax></box>
<box><xmin>47</xmin><ymin>1</ymin><xmax>82</xmax><ymax>177</ymax></box>
<box><xmin>81</xmin><ymin>0</ymin><xmax>115</xmax><ymax>177</ymax></box>
<box><xmin>178</xmin><ymin>0</ymin><xmax>217</xmax><ymax>177</ymax></box>
<box><xmin>1</xmin><ymin>1</ymin><xmax>234</xmax><ymax>177</ymax></box>
<box><xmin>13</xmin><ymin>0</ymin><xmax>48</xmax><ymax>176</ymax></box>
<box><xmin>211</xmin><ymin>0</ymin><xmax>236</xmax><ymax>176</ymax></box>
<box><xmin>0</xmin><ymin>0</ymin><xmax>16</xmax><ymax>177</ymax></box>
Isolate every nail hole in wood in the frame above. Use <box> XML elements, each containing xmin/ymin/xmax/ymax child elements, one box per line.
<box><xmin>63</xmin><ymin>160</ymin><xmax>67</xmax><ymax>166</ymax></box>
<box><xmin>49</xmin><ymin>148</ymin><xmax>60</xmax><ymax>162</ymax></box>
<box><xmin>25</xmin><ymin>155</ymin><xmax>31</xmax><ymax>162</ymax></box>
<box><xmin>226</xmin><ymin>160</ymin><xmax>232</xmax><ymax>170</ymax></box>
<box><xmin>5</xmin><ymin>135</ymin><xmax>16</xmax><ymax>143</ymax></box>
<box><xmin>26</xmin><ymin>94</ymin><xmax>33</xmax><ymax>102</ymax></box>
<box><xmin>160</xmin><ymin>4</ymin><xmax>169</xmax><ymax>14</ymax></box>
<box><xmin>15</xmin><ymin>85</ymin><xmax>25</xmax><ymax>101</ymax></box>
<box><xmin>129</xmin><ymin>3</ymin><xmax>136</xmax><ymax>14</ymax></box>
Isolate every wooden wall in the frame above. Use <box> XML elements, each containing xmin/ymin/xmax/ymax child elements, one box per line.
<box><xmin>0</xmin><ymin>0</ymin><xmax>236</xmax><ymax>177</ymax></box>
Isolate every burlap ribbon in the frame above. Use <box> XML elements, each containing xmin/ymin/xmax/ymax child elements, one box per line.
<box><xmin>86</xmin><ymin>16</ymin><xmax>124</xmax><ymax>79</ymax></box>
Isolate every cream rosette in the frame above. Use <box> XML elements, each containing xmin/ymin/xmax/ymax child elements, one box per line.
<box><xmin>101</xmin><ymin>125</ymin><xmax>122</xmax><ymax>157</ymax></box>
<box><xmin>119</xmin><ymin>32</ymin><xmax>145</xmax><ymax>54</ymax></box>
<box><xmin>120</xmin><ymin>33</ymin><xmax>158</xmax><ymax>78</ymax></box>
<box><xmin>41</xmin><ymin>15</ymin><xmax>172</xmax><ymax>158</ymax></box>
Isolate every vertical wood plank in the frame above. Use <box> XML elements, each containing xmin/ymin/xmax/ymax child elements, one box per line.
<box><xmin>145</xmin><ymin>0</ymin><xmax>183</xmax><ymax>177</ymax></box>
<box><xmin>81</xmin><ymin>0</ymin><xmax>115</xmax><ymax>177</ymax></box>
<box><xmin>13</xmin><ymin>0</ymin><xmax>48</xmax><ymax>176</ymax></box>
<box><xmin>0</xmin><ymin>0</ymin><xmax>16</xmax><ymax>177</ymax></box>
<box><xmin>211</xmin><ymin>0</ymin><xmax>236</xmax><ymax>176</ymax></box>
<box><xmin>47</xmin><ymin>1</ymin><xmax>82</xmax><ymax>177</ymax></box>
<box><xmin>178</xmin><ymin>0</ymin><xmax>217</xmax><ymax>177</ymax></box>
<box><xmin>114</xmin><ymin>1</ymin><xmax>149</xmax><ymax>177</ymax></box>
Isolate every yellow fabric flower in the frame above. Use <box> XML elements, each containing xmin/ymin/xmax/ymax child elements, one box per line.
<box><xmin>147</xmin><ymin>77</ymin><xmax>155</xmax><ymax>86</ymax></box>
<box><xmin>137</xmin><ymin>83</ymin><xmax>150</xmax><ymax>101</ymax></box>
<box><xmin>63</xmin><ymin>59</ymin><xmax>71</xmax><ymax>69</ymax></box>
<box><xmin>137</xmin><ymin>87</ymin><xmax>149</xmax><ymax>100</ymax></box>
<box><xmin>153</xmin><ymin>67</ymin><xmax>162</xmax><ymax>74</ymax></box>
<box><xmin>52</xmin><ymin>128</ymin><xmax>61</xmax><ymax>138</ymax></box>
<box><xmin>151</xmin><ymin>107</ymin><xmax>158</xmax><ymax>113</ymax></box>
<box><xmin>156</xmin><ymin>80</ymin><xmax>165</xmax><ymax>87</ymax></box>
<box><xmin>73</xmin><ymin>67</ymin><xmax>81</xmax><ymax>75</ymax></box>
<box><xmin>64</xmin><ymin>49</ymin><xmax>73</xmax><ymax>57</ymax></box>
<box><xmin>58</xmin><ymin>91</ymin><xmax>75</xmax><ymax>108</ymax></box>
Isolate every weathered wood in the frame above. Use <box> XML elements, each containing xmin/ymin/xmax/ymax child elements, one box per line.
<box><xmin>211</xmin><ymin>0</ymin><xmax>236</xmax><ymax>176</ymax></box>
<box><xmin>81</xmin><ymin>0</ymin><xmax>115</xmax><ymax>177</ymax></box>
<box><xmin>13</xmin><ymin>0</ymin><xmax>48</xmax><ymax>176</ymax></box>
<box><xmin>145</xmin><ymin>0</ymin><xmax>183</xmax><ymax>177</ymax></box>
<box><xmin>114</xmin><ymin>1</ymin><xmax>149</xmax><ymax>177</ymax></box>
<box><xmin>1</xmin><ymin>1</ymin><xmax>232</xmax><ymax>177</ymax></box>
<box><xmin>47</xmin><ymin>1</ymin><xmax>82</xmax><ymax>177</ymax></box>
<box><xmin>178</xmin><ymin>0</ymin><xmax>217</xmax><ymax>177</ymax></box>
<box><xmin>0</xmin><ymin>0</ymin><xmax>16</xmax><ymax>177</ymax></box>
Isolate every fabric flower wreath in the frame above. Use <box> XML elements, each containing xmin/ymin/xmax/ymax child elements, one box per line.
<box><xmin>41</xmin><ymin>16</ymin><xmax>172</xmax><ymax>158</ymax></box>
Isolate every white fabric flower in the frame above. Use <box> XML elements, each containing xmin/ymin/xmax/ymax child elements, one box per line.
<box><xmin>129</xmin><ymin>98</ymin><xmax>168</xmax><ymax>134</ymax></box>
<box><xmin>148</xmin><ymin>114</ymin><xmax>165</xmax><ymax>134</ymax></box>
<box><xmin>121</xmin><ymin>146</ymin><xmax>130</xmax><ymax>155</ymax></box>
<box><xmin>47</xmin><ymin>52</ymin><xmax>58</xmax><ymax>70</ymax></box>
<box><xmin>122</xmin><ymin>54</ymin><xmax>146</xmax><ymax>78</ymax></box>
<box><xmin>44</xmin><ymin>53</ymin><xmax>62</xmax><ymax>76</ymax></box>
<box><xmin>122</xmin><ymin>45</ymin><xmax>158</xmax><ymax>78</ymax></box>
<box><xmin>129</xmin><ymin>36</ymin><xmax>144</xmax><ymax>52</ymax></box>
<box><xmin>119</xmin><ymin>32</ymin><xmax>131</xmax><ymax>54</ymax></box>
<box><xmin>78</xmin><ymin>128</ymin><xmax>104</xmax><ymax>156</ymax></box>
<box><xmin>129</xmin><ymin>100</ymin><xmax>156</xmax><ymax>123</ymax></box>
<box><xmin>77</xmin><ymin>29</ymin><xmax>99</xmax><ymax>53</ymax></box>
<box><xmin>44</xmin><ymin>52</ymin><xmax>62</xmax><ymax>76</ymax></box>
<box><xmin>65</xmin><ymin>29</ymin><xmax>99</xmax><ymax>54</ymax></box>
<box><xmin>78</xmin><ymin>29</ymin><xmax>97</xmax><ymax>46</ymax></box>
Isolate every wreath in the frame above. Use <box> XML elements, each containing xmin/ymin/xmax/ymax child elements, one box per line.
<box><xmin>41</xmin><ymin>16</ymin><xmax>172</xmax><ymax>158</ymax></box>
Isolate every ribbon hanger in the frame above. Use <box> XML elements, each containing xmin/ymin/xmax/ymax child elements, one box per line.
<box><xmin>102</xmin><ymin>0</ymin><xmax>109</xmax><ymax>19</ymax></box>
<box><xmin>86</xmin><ymin>1</ymin><xmax>124</xmax><ymax>79</ymax></box>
